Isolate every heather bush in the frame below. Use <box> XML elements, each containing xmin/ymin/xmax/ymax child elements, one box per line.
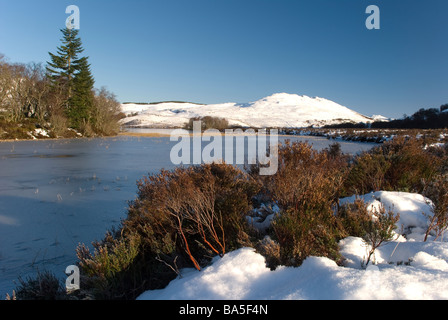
<box><xmin>337</xmin><ymin>198</ymin><xmax>374</xmax><ymax>238</ymax></box>
<box><xmin>337</xmin><ymin>199</ymin><xmax>400</xmax><ymax>266</ymax></box>
<box><xmin>125</xmin><ymin>163</ymin><xmax>259</xmax><ymax>266</ymax></box>
<box><xmin>272</xmin><ymin>207</ymin><xmax>343</xmax><ymax>267</ymax></box>
<box><xmin>383</xmin><ymin>137</ymin><xmax>440</xmax><ymax>192</ymax></box>
<box><xmin>345</xmin><ymin>136</ymin><xmax>442</xmax><ymax>195</ymax></box>
<box><xmin>15</xmin><ymin>270</ymin><xmax>67</xmax><ymax>300</ymax></box>
<box><xmin>422</xmin><ymin>174</ymin><xmax>448</xmax><ymax>241</ymax></box>
<box><xmin>255</xmin><ymin>236</ymin><xmax>281</xmax><ymax>270</ymax></box>
<box><xmin>76</xmin><ymin>163</ymin><xmax>260</xmax><ymax>299</ymax></box>
<box><xmin>362</xmin><ymin>205</ymin><xmax>400</xmax><ymax>266</ymax></box>
<box><xmin>76</xmin><ymin>232</ymin><xmax>143</xmax><ymax>299</ymax></box>
<box><xmin>344</xmin><ymin>151</ymin><xmax>390</xmax><ymax>195</ymax></box>
<box><xmin>250</xmin><ymin>141</ymin><xmax>348</xmax><ymax>267</ymax></box>
<box><xmin>252</xmin><ymin>141</ymin><xmax>348</xmax><ymax>210</ymax></box>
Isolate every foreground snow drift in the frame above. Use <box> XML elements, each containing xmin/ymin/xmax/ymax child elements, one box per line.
<box><xmin>138</xmin><ymin>191</ymin><xmax>448</xmax><ymax>300</ymax></box>
<box><xmin>138</xmin><ymin>246</ymin><xmax>448</xmax><ymax>300</ymax></box>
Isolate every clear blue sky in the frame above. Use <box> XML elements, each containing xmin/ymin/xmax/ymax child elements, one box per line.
<box><xmin>0</xmin><ymin>0</ymin><xmax>447</xmax><ymax>118</ymax></box>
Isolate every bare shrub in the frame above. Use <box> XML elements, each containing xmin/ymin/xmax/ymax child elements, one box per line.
<box><xmin>91</xmin><ymin>87</ymin><xmax>122</xmax><ymax>136</ymax></box>
<box><xmin>49</xmin><ymin>113</ymin><xmax>69</xmax><ymax>137</ymax></box>
<box><xmin>185</xmin><ymin>116</ymin><xmax>229</xmax><ymax>131</ymax></box>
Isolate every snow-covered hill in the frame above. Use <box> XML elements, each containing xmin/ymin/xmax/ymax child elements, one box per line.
<box><xmin>120</xmin><ymin>93</ymin><xmax>377</xmax><ymax>129</ymax></box>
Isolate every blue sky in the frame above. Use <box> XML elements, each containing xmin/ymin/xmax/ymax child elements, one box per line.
<box><xmin>0</xmin><ymin>0</ymin><xmax>447</xmax><ymax>118</ymax></box>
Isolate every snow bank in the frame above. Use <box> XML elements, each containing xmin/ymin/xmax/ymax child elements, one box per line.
<box><xmin>138</xmin><ymin>248</ymin><xmax>351</xmax><ymax>300</ymax></box>
<box><xmin>138</xmin><ymin>191</ymin><xmax>448</xmax><ymax>300</ymax></box>
<box><xmin>138</xmin><ymin>246</ymin><xmax>448</xmax><ymax>300</ymax></box>
<box><xmin>339</xmin><ymin>191</ymin><xmax>431</xmax><ymax>240</ymax></box>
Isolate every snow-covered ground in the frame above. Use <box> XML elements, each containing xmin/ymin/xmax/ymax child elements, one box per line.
<box><xmin>120</xmin><ymin>93</ymin><xmax>376</xmax><ymax>129</ymax></box>
<box><xmin>138</xmin><ymin>191</ymin><xmax>448</xmax><ymax>300</ymax></box>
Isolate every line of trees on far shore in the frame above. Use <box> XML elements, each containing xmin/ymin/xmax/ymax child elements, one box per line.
<box><xmin>324</xmin><ymin>105</ymin><xmax>448</xmax><ymax>130</ymax></box>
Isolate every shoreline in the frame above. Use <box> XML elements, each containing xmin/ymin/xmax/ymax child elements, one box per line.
<box><xmin>0</xmin><ymin>128</ymin><xmax>313</xmax><ymax>142</ymax></box>
<box><xmin>4</xmin><ymin>127</ymin><xmax>445</xmax><ymax>144</ymax></box>
<box><xmin>0</xmin><ymin>129</ymin><xmax>392</xmax><ymax>144</ymax></box>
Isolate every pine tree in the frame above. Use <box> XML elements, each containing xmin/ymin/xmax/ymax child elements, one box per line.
<box><xmin>46</xmin><ymin>28</ymin><xmax>83</xmax><ymax>98</ymax></box>
<box><xmin>69</xmin><ymin>57</ymin><xmax>95</xmax><ymax>129</ymax></box>
<box><xmin>46</xmin><ymin>28</ymin><xmax>95</xmax><ymax>130</ymax></box>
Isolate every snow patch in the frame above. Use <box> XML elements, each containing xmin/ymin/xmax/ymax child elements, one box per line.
<box><xmin>34</xmin><ymin>128</ymin><xmax>49</xmax><ymax>137</ymax></box>
<box><xmin>138</xmin><ymin>245</ymin><xmax>448</xmax><ymax>300</ymax></box>
<box><xmin>339</xmin><ymin>191</ymin><xmax>431</xmax><ymax>238</ymax></box>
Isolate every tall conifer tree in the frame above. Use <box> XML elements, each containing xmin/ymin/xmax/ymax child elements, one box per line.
<box><xmin>47</xmin><ymin>28</ymin><xmax>95</xmax><ymax>129</ymax></box>
<box><xmin>69</xmin><ymin>56</ymin><xmax>95</xmax><ymax>129</ymax></box>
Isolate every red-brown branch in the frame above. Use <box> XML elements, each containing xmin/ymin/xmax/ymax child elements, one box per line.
<box><xmin>176</xmin><ymin>216</ymin><xmax>201</xmax><ymax>271</ymax></box>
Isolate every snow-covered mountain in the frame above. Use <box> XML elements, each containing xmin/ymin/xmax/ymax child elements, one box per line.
<box><xmin>120</xmin><ymin>93</ymin><xmax>379</xmax><ymax>129</ymax></box>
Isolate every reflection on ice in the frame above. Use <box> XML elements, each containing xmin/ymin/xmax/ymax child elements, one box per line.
<box><xmin>0</xmin><ymin>215</ymin><xmax>19</xmax><ymax>226</ymax></box>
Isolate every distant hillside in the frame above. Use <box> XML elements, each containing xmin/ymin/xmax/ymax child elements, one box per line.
<box><xmin>123</xmin><ymin>101</ymin><xmax>205</xmax><ymax>106</ymax></box>
<box><xmin>120</xmin><ymin>93</ymin><xmax>381</xmax><ymax>129</ymax></box>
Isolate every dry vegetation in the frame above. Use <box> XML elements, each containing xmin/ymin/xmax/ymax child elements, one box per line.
<box><xmin>0</xmin><ymin>54</ymin><xmax>124</xmax><ymax>140</ymax></box>
<box><xmin>184</xmin><ymin>116</ymin><xmax>230</xmax><ymax>132</ymax></box>
<box><xmin>13</xmin><ymin>135</ymin><xmax>448</xmax><ymax>300</ymax></box>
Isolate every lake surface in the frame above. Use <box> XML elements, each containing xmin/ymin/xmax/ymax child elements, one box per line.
<box><xmin>0</xmin><ymin>132</ymin><xmax>377</xmax><ymax>297</ymax></box>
